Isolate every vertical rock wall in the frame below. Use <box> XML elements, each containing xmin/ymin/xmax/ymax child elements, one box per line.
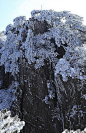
<box><xmin>55</xmin><ymin>75</ymin><xmax>86</xmax><ymax>131</ymax></box>
<box><xmin>18</xmin><ymin>59</ymin><xmax>62</xmax><ymax>133</ymax></box>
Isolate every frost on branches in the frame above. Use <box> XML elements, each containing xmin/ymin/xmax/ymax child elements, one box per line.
<box><xmin>62</xmin><ymin>128</ymin><xmax>86</xmax><ymax>133</ymax></box>
<box><xmin>0</xmin><ymin>10</ymin><xmax>86</xmax><ymax>81</ymax></box>
<box><xmin>0</xmin><ymin>108</ymin><xmax>25</xmax><ymax>133</ymax></box>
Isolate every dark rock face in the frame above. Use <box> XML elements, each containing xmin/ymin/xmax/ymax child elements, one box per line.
<box><xmin>33</xmin><ymin>20</ymin><xmax>51</xmax><ymax>35</ymax></box>
<box><xmin>29</xmin><ymin>18</ymin><xmax>52</xmax><ymax>36</ymax></box>
<box><xmin>17</xmin><ymin>59</ymin><xmax>62</xmax><ymax>133</ymax></box>
<box><xmin>1</xmin><ymin>10</ymin><xmax>86</xmax><ymax>133</ymax></box>
<box><xmin>0</xmin><ymin>65</ymin><xmax>13</xmax><ymax>89</ymax></box>
<box><xmin>6</xmin><ymin>56</ymin><xmax>62</xmax><ymax>133</ymax></box>
<box><xmin>55</xmin><ymin>75</ymin><xmax>86</xmax><ymax>131</ymax></box>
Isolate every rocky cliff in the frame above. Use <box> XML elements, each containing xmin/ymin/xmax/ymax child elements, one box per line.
<box><xmin>0</xmin><ymin>10</ymin><xmax>86</xmax><ymax>133</ymax></box>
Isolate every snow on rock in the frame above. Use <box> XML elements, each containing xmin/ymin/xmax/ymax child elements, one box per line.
<box><xmin>13</xmin><ymin>16</ymin><xmax>26</xmax><ymax>27</ymax></box>
<box><xmin>0</xmin><ymin>81</ymin><xmax>18</xmax><ymax>111</ymax></box>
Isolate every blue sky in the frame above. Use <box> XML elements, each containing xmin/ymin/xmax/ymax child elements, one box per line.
<box><xmin>0</xmin><ymin>0</ymin><xmax>86</xmax><ymax>32</ymax></box>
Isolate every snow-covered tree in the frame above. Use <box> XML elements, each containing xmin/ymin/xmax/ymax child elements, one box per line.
<box><xmin>1</xmin><ymin>10</ymin><xmax>86</xmax><ymax>80</ymax></box>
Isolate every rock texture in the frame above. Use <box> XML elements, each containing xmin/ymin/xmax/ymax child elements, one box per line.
<box><xmin>0</xmin><ymin>10</ymin><xmax>86</xmax><ymax>133</ymax></box>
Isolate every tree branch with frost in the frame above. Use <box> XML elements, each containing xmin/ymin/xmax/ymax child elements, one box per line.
<box><xmin>0</xmin><ymin>108</ymin><xmax>25</xmax><ymax>133</ymax></box>
<box><xmin>62</xmin><ymin>128</ymin><xmax>86</xmax><ymax>133</ymax></box>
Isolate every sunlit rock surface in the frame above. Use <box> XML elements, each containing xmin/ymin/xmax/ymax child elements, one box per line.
<box><xmin>0</xmin><ymin>10</ymin><xmax>86</xmax><ymax>133</ymax></box>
